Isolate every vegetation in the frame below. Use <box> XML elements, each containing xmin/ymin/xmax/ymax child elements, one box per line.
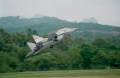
<box><xmin>0</xmin><ymin>28</ymin><xmax>120</xmax><ymax>73</ymax></box>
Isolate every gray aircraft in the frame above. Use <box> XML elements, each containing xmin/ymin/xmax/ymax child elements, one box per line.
<box><xmin>26</xmin><ymin>27</ymin><xmax>78</xmax><ymax>57</ymax></box>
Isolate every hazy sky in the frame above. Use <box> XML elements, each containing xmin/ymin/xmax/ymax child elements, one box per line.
<box><xmin>0</xmin><ymin>0</ymin><xmax>120</xmax><ymax>26</ymax></box>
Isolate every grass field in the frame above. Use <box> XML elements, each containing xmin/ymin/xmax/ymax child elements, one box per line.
<box><xmin>0</xmin><ymin>69</ymin><xmax>120</xmax><ymax>78</ymax></box>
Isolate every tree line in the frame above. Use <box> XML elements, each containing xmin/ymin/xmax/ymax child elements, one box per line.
<box><xmin>0</xmin><ymin>28</ymin><xmax>120</xmax><ymax>73</ymax></box>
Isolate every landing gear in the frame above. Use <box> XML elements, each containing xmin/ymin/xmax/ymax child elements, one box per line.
<box><xmin>50</xmin><ymin>45</ymin><xmax>54</xmax><ymax>48</ymax></box>
<box><xmin>34</xmin><ymin>42</ymin><xmax>43</xmax><ymax>52</ymax></box>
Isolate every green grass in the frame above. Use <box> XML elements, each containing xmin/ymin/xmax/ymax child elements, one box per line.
<box><xmin>0</xmin><ymin>69</ymin><xmax>120</xmax><ymax>78</ymax></box>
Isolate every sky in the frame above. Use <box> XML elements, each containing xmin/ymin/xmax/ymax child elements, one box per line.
<box><xmin>0</xmin><ymin>0</ymin><xmax>120</xmax><ymax>26</ymax></box>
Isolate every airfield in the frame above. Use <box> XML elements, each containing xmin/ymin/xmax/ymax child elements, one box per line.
<box><xmin>0</xmin><ymin>69</ymin><xmax>120</xmax><ymax>78</ymax></box>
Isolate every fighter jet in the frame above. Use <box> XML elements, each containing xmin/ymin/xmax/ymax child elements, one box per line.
<box><xmin>26</xmin><ymin>27</ymin><xmax>78</xmax><ymax>57</ymax></box>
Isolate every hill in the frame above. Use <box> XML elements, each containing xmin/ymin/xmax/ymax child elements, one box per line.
<box><xmin>0</xmin><ymin>16</ymin><xmax>120</xmax><ymax>39</ymax></box>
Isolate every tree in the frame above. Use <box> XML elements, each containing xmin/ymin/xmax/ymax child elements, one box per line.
<box><xmin>80</xmin><ymin>44</ymin><xmax>94</xmax><ymax>69</ymax></box>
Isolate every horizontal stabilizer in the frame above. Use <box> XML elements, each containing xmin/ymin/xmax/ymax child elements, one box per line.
<box><xmin>32</xmin><ymin>35</ymin><xmax>48</xmax><ymax>43</ymax></box>
<box><xmin>26</xmin><ymin>42</ymin><xmax>37</xmax><ymax>57</ymax></box>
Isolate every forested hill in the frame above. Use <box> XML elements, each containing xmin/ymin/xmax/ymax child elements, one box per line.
<box><xmin>0</xmin><ymin>16</ymin><xmax>70</xmax><ymax>33</ymax></box>
<box><xmin>0</xmin><ymin>16</ymin><xmax>120</xmax><ymax>36</ymax></box>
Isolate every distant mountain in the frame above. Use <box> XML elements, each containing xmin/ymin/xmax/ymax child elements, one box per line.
<box><xmin>82</xmin><ymin>17</ymin><xmax>98</xmax><ymax>24</ymax></box>
<box><xmin>0</xmin><ymin>16</ymin><xmax>120</xmax><ymax>40</ymax></box>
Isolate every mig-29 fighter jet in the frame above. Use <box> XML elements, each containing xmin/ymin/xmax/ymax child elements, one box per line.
<box><xmin>26</xmin><ymin>27</ymin><xmax>78</xmax><ymax>57</ymax></box>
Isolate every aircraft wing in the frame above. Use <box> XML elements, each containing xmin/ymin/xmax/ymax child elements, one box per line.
<box><xmin>26</xmin><ymin>35</ymin><xmax>48</xmax><ymax>57</ymax></box>
<box><xmin>32</xmin><ymin>35</ymin><xmax>48</xmax><ymax>43</ymax></box>
<box><xmin>26</xmin><ymin>40</ymin><xmax>59</xmax><ymax>57</ymax></box>
<box><xmin>55</xmin><ymin>27</ymin><xmax>78</xmax><ymax>35</ymax></box>
<box><xmin>33</xmin><ymin>40</ymin><xmax>57</xmax><ymax>55</ymax></box>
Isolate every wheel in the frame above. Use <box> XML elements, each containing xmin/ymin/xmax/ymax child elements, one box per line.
<box><xmin>50</xmin><ymin>45</ymin><xmax>54</xmax><ymax>48</ymax></box>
